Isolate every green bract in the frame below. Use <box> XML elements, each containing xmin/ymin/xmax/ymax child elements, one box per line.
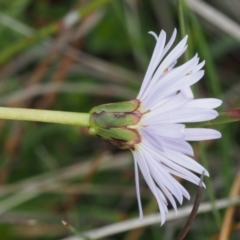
<box><xmin>89</xmin><ymin>100</ymin><xmax>142</xmax><ymax>149</ymax></box>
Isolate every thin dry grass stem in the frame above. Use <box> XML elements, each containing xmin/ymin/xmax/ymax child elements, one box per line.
<box><xmin>0</xmin><ymin>122</ymin><xmax>23</xmax><ymax>184</ymax></box>
<box><xmin>0</xmin><ymin>210</ymin><xmax>65</xmax><ymax>225</ymax></box>
<box><xmin>60</xmin><ymin>197</ymin><xmax>240</xmax><ymax>240</ymax></box>
<box><xmin>211</xmin><ymin>222</ymin><xmax>240</xmax><ymax>240</ymax></box>
<box><xmin>0</xmin><ymin>183</ymin><xmax>149</xmax><ymax>197</ymax></box>
<box><xmin>12</xmin><ymin>30</ymin><xmax>74</xmax><ymax>108</ymax></box>
<box><xmin>0</xmin><ymin>11</ymin><xmax>78</xmax><ymax>99</ymax></box>
<box><xmin>0</xmin><ymin>12</ymin><xmax>34</xmax><ymax>36</ymax></box>
<box><xmin>15</xmin><ymin>222</ymin><xmax>67</xmax><ymax>239</ymax></box>
<box><xmin>0</xmin><ymin>151</ymin><xmax>111</xmax><ymax>214</ymax></box>
<box><xmin>62</xmin><ymin>220</ymin><xmax>93</xmax><ymax>240</ymax></box>
<box><xmin>66</xmin><ymin>48</ymin><xmax>140</xmax><ymax>85</ymax></box>
<box><xmin>0</xmin><ymin>29</ymin><xmax>75</xmax><ymax>182</ymax></box>
<box><xmin>35</xmin><ymin>35</ymin><xmax>78</xmax><ymax>109</ymax></box>
<box><xmin>0</xmin><ymin>32</ymin><xmax>73</xmax><ymax>184</ymax></box>
<box><xmin>218</xmin><ymin>171</ymin><xmax>240</xmax><ymax>240</ymax></box>
<box><xmin>55</xmin><ymin>150</ymin><xmax>109</xmax><ymax>212</ymax></box>
<box><xmin>187</xmin><ymin>0</ymin><xmax>240</xmax><ymax>41</ymax></box>
<box><xmin>0</xmin><ymin>215</ymin><xmax>38</xmax><ymax>225</ymax></box>
<box><xmin>0</xmin><ymin>13</ymin><xmax>106</xmax><ymax>187</ymax></box>
<box><xmin>0</xmin><ymin>43</ymin><xmax>139</xmax><ymax>90</ymax></box>
<box><xmin>36</xmin><ymin>12</ymin><xmax>101</xmax><ymax>109</ymax></box>
<box><xmin>0</xmin><ymin>0</ymin><xmax>112</xmax><ymax>65</ymax></box>
<box><xmin>0</xmin><ymin>152</ymin><xmax>131</xmax><ymax>197</ymax></box>
<box><xmin>123</xmin><ymin>198</ymin><xmax>158</xmax><ymax>240</ymax></box>
<box><xmin>0</xmin><ymin>13</ymin><xmax>139</xmax><ymax>88</ymax></box>
<box><xmin>124</xmin><ymin>0</ymin><xmax>148</xmax><ymax>70</ymax></box>
<box><xmin>0</xmin><ymin>123</ymin><xmax>23</xmax><ymax>184</ymax></box>
<box><xmin>0</xmin><ymin>83</ymin><xmax>135</xmax><ymax>105</ymax></box>
<box><xmin>175</xmin><ymin>171</ymin><xmax>205</xmax><ymax>240</ymax></box>
<box><xmin>37</xmin><ymin>53</ymin><xmax>75</xmax><ymax>108</ymax></box>
<box><xmin>0</xmin><ymin>47</ymin><xmax>47</xmax><ymax>88</ymax></box>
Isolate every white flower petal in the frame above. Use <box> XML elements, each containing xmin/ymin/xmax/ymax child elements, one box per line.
<box><xmin>166</xmin><ymin>150</ymin><xmax>209</xmax><ymax>176</ymax></box>
<box><xmin>180</xmin><ymin>87</ymin><xmax>194</xmax><ymax>99</ymax></box>
<box><xmin>184</xmin><ymin>128</ymin><xmax>221</xmax><ymax>141</ymax></box>
<box><xmin>150</xmin><ymin>108</ymin><xmax>218</xmax><ymax>123</ymax></box>
<box><xmin>148</xmin><ymin>156</ymin><xmax>184</xmax><ymax>204</ymax></box>
<box><xmin>146</xmin><ymin>149</ymin><xmax>193</xmax><ymax>205</ymax></box>
<box><xmin>140</xmin><ymin>141</ymin><xmax>185</xmax><ymax>203</ymax></box>
<box><xmin>145</xmin><ymin>124</ymin><xmax>185</xmax><ymax>139</ymax></box>
<box><xmin>193</xmin><ymin>60</ymin><xmax>205</xmax><ymax>72</ymax></box>
<box><xmin>136</xmin><ymin>151</ymin><xmax>156</xmax><ymax>195</ymax></box>
<box><xmin>138</xmin><ymin>31</ymin><xmax>166</xmax><ymax>98</ymax></box>
<box><xmin>159</xmin><ymin>138</ymin><xmax>194</xmax><ymax>156</ymax></box>
<box><xmin>161</xmin><ymin>28</ymin><xmax>177</xmax><ymax>57</ymax></box>
<box><xmin>157</xmin><ymin>53</ymin><xmax>199</xmax><ymax>86</ymax></box>
<box><xmin>145</xmin><ymin>70</ymin><xmax>204</xmax><ymax>108</ymax></box>
<box><xmin>151</xmin><ymin>36</ymin><xmax>188</xmax><ymax>83</ymax></box>
<box><xmin>173</xmin><ymin>181</ymin><xmax>190</xmax><ymax>200</ymax></box>
<box><xmin>147</xmin><ymin>161</ymin><xmax>178</xmax><ymax>212</ymax></box>
<box><xmin>140</xmin><ymin>35</ymin><xmax>188</xmax><ymax>101</ymax></box>
<box><xmin>133</xmin><ymin>153</ymin><xmax>143</xmax><ymax>220</ymax></box>
<box><xmin>163</xmin><ymin>165</ymin><xmax>205</xmax><ymax>188</ymax></box>
<box><xmin>140</xmin><ymin>96</ymin><xmax>170</xmax><ymax>113</ymax></box>
<box><xmin>140</xmin><ymin>128</ymin><xmax>164</xmax><ymax>151</ymax></box>
<box><xmin>183</xmin><ymin>99</ymin><xmax>222</xmax><ymax>109</ymax></box>
<box><xmin>136</xmin><ymin>149</ymin><xmax>167</xmax><ymax>224</ymax></box>
<box><xmin>148</xmin><ymin>31</ymin><xmax>158</xmax><ymax>41</ymax></box>
<box><xmin>148</xmin><ymin>93</ymin><xmax>190</xmax><ymax>116</ymax></box>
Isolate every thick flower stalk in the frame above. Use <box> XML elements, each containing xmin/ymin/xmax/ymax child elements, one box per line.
<box><xmin>89</xmin><ymin>29</ymin><xmax>222</xmax><ymax>225</ymax></box>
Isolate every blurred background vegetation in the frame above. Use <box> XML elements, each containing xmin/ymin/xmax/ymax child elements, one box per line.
<box><xmin>0</xmin><ymin>0</ymin><xmax>239</xmax><ymax>239</ymax></box>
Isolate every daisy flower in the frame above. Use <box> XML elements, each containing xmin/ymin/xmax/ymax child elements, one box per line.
<box><xmin>132</xmin><ymin>29</ymin><xmax>221</xmax><ymax>224</ymax></box>
<box><xmin>89</xmin><ymin>29</ymin><xmax>222</xmax><ymax>225</ymax></box>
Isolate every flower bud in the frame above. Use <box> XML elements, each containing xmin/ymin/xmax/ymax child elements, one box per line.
<box><xmin>88</xmin><ymin>99</ymin><xmax>142</xmax><ymax>150</ymax></box>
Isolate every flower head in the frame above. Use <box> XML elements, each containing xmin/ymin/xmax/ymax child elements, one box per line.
<box><xmin>89</xmin><ymin>29</ymin><xmax>222</xmax><ymax>225</ymax></box>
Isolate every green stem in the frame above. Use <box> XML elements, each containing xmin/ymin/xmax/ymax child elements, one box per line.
<box><xmin>199</xmin><ymin>142</ymin><xmax>222</xmax><ymax>228</ymax></box>
<box><xmin>78</xmin><ymin>0</ymin><xmax>112</xmax><ymax>16</ymax></box>
<box><xmin>0</xmin><ymin>23</ymin><xmax>57</xmax><ymax>64</ymax></box>
<box><xmin>188</xmin><ymin>10</ymin><xmax>221</xmax><ymax>97</ymax></box>
<box><xmin>0</xmin><ymin>107</ymin><xmax>90</xmax><ymax>126</ymax></box>
<box><xmin>178</xmin><ymin>0</ymin><xmax>189</xmax><ymax>61</ymax></box>
<box><xmin>178</xmin><ymin>0</ymin><xmax>186</xmax><ymax>39</ymax></box>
